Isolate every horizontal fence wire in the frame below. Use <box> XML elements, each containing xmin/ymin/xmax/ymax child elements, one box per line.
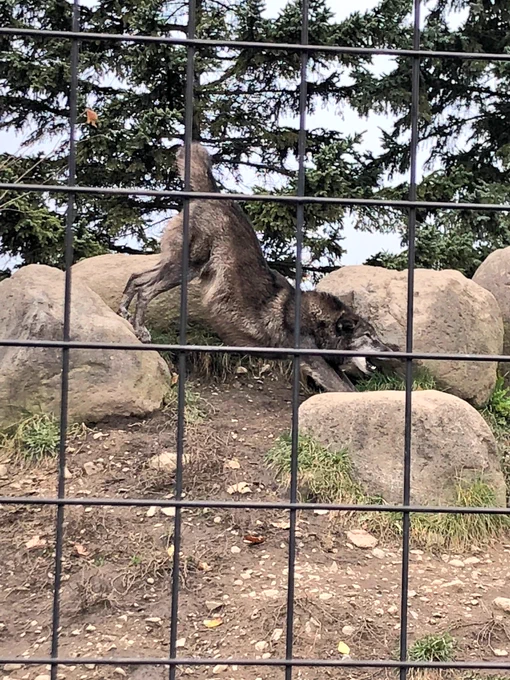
<box><xmin>1</xmin><ymin>0</ymin><xmax>510</xmax><ymax>674</ymax></box>
<box><xmin>1</xmin><ymin>181</ymin><xmax>510</xmax><ymax>211</ymax></box>
<box><xmin>2</xmin><ymin>25</ymin><xmax>510</xmax><ymax>61</ymax></box>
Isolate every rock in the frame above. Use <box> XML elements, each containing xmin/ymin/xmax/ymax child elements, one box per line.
<box><xmin>449</xmin><ymin>559</ymin><xmax>464</xmax><ymax>567</ymax></box>
<box><xmin>493</xmin><ymin>597</ymin><xmax>510</xmax><ymax>613</ymax></box>
<box><xmin>318</xmin><ymin>265</ymin><xmax>503</xmax><ymax>406</ymax></box>
<box><xmin>72</xmin><ymin>253</ymin><xmax>206</xmax><ymax>333</ymax></box>
<box><xmin>473</xmin><ymin>246</ymin><xmax>510</xmax><ymax>379</ymax></box>
<box><xmin>464</xmin><ymin>556</ymin><xmax>481</xmax><ymax>565</ymax></box>
<box><xmin>271</xmin><ymin>628</ymin><xmax>283</xmax><ymax>643</ymax></box>
<box><xmin>439</xmin><ymin>579</ymin><xmax>464</xmax><ymax>591</ymax></box>
<box><xmin>493</xmin><ymin>649</ymin><xmax>508</xmax><ymax>657</ymax></box>
<box><xmin>148</xmin><ymin>451</ymin><xmax>189</xmax><ymax>474</ymax></box>
<box><xmin>299</xmin><ymin>391</ymin><xmax>506</xmax><ymax>506</ymax></box>
<box><xmin>372</xmin><ymin>548</ymin><xmax>385</xmax><ymax>559</ymax></box>
<box><xmin>0</xmin><ymin>265</ymin><xmax>169</xmax><ymax>427</ymax></box>
<box><xmin>205</xmin><ymin>600</ymin><xmax>223</xmax><ymax>612</ymax></box>
<box><xmin>0</xmin><ymin>464</ymin><xmax>7</xmax><ymax>477</ymax></box>
<box><xmin>35</xmin><ymin>675</ymin><xmax>51</xmax><ymax>680</ymax></box>
<box><xmin>341</xmin><ymin>625</ymin><xmax>355</xmax><ymax>637</ymax></box>
<box><xmin>346</xmin><ymin>529</ymin><xmax>378</xmax><ymax>549</ymax></box>
<box><xmin>83</xmin><ymin>461</ymin><xmax>99</xmax><ymax>476</ymax></box>
<box><xmin>213</xmin><ymin>665</ymin><xmax>229</xmax><ymax>674</ymax></box>
<box><xmin>254</xmin><ymin>641</ymin><xmax>269</xmax><ymax>652</ymax></box>
<box><xmin>3</xmin><ymin>665</ymin><xmax>23</xmax><ymax>672</ymax></box>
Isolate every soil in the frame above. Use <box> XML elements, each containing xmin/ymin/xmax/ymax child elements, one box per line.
<box><xmin>1</xmin><ymin>371</ymin><xmax>510</xmax><ymax>680</ymax></box>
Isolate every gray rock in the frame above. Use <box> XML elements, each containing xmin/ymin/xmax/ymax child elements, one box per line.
<box><xmin>299</xmin><ymin>390</ymin><xmax>506</xmax><ymax>506</ymax></box>
<box><xmin>473</xmin><ymin>246</ymin><xmax>510</xmax><ymax>380</ymax></box>
<box><xmin>0</xmin><ymin>265</ymin><xmax>169</xmax><ymax>427</ymax></box>
<box><xmin>318</xmin><ymin>265</ymin><xmax>503</xmax><ymax>406</ymax></box>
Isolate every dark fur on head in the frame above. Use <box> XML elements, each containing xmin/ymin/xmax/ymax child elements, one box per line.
<box><xmin>119</xmin><ymin>143</ymin><xmax>393</xmax><ymax>392</ymax></box>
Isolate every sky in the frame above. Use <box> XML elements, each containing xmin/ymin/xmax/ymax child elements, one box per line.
<box><xmin>1</xmin><ymin>0</ymin><xmax>453</xmax><ymax>271</ymax></box>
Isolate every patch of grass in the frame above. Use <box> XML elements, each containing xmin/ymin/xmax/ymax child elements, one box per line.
<box><xmin>367</xmin><ymin>478</ymin><xmax>510</xmax><ymax>551</ymax></box>
<box><xmin>1</xmin><ymin>414</ymin><xmax>60</xmax><ymax>463</ymax></box>
<box><xmin>409</xmin><ymin>632</ymin><xmax>455</xmax><ymax>664</ymax></box>
<box><xmin>265</xmin><ymin>433</ymin><xmax>377</xmax><ymax>504</ymax></box>
<box><xmin>163</xmin><ymin>384</ymin><xmax>209</xmax><ymax>424</ymax></box>
<box><xmin>148</xmin><ymin>322</ymin><xmax>291</xmax><ymax>382</ymax></box>
<box><xmin>357</xmin><ymin>367</ymin><xmax>437</xmax><ymax>392</ymax></box>
<box><xmin>0</xmin><ymin>413</ymin><xmax>85</xmax><ymax>465</ymax></box>
<box><xmin>481</xmin><ymin>376</ymin><xmax>510</xmax><ymax>432</ymax></box>
<box><xmin>479</xmin><ymin>375</ymin><xmax>510</xmax><ymax>505</ymax></box>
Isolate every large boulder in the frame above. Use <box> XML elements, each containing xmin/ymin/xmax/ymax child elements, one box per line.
<box><xmin>299</xmin><ymin>391</ymin><xmax>506</xmax><ymax>506</ymax></box>
<box><xmin>317</xmin><ymin>265</ymin><xmax>503</xmax><ymax>407</ymax></box>
<box><xmin>72</xmin><ymin>253</ymin><xmax>206</xmax><ymax>333</ymax></box>
<box><xmin>0</xmin><ymin>265</ymin><xmax>170</xmax><ymax>427</ymax></box>
<box><xmin>473</xmin><ymin>247</ymin><xmax>510</xmax><ymax>378</ymax></box>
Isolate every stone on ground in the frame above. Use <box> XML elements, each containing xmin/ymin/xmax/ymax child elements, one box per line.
<box><xmin>317</xmin><ymin>265</ymin><xmax>503</xmax><ymax>406</ymax></box>
<box><xmin>299</xmin><ymin>390</ymin><xmax>505</xmax><ymax>506</ymax></box>
<box><xmin>0</xmin><ymin>265</ymin><xmax>169</xmax><ymax>427</ymax></box>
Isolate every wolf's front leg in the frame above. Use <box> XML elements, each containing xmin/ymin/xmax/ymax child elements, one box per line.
<box><xmin>301</xmin><ymin>355</ymin><xmax>355</xmax><ymax>393</ymax></box>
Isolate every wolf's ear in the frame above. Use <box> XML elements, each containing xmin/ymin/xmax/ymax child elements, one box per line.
<box><xmin>336</xmin><ymin>290</ymin><xmax>355</xmax><ymax>308</ymax></box>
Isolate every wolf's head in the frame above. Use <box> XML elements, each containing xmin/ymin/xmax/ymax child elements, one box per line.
<box><xmin>303</xmin><ymin>291</ymin><xmax>394</xmax><ymax>377</ymax></box>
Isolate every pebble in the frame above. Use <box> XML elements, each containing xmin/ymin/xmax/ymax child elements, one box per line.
<box><xmin>346</xmin><ymin>529</ymin><xmax>378</xmax><ymax>549</ymax></box>
<box><xmin>35</xmin><ymin>675</ymin><xmax>51</xmax><ymax>680</ymax></box>
<box><xmin>464</xmin><ymin>556</ymin><xmax>481</xmax><ymax>565</ymax></box>
<box><xmin>440</xmin><ymin>579</ymin><xmax>464</xmax><ymax>591</ymax></box>
<box><xmin>493</xmin><ymin>649</ymin><xmax>508</xmax><ymax>657</ymax></box>
<box><xmin>176</xmin><ymin>638</ymin><xmax>186</xmax><ymax>648</ymax></box>
<box><xmin>0</xmin><ymin>464</ymin><xmax>8</xmax><ymax>477</ymax></box>
<box><xmin>254</xmin><ymin>641</ymin><xmax>268</xmax><ymax>652</ymax></box>
<box><xmin>449</xmin><ymin>559</ymin><xmax>464</xmax><ymax>567</ymax></box>
<box><xmin>206</xmin><ymin>601</ymin><xmax>223</xmax><ymax>612</ymax></box>
<box><xmin>493</xmin><ymin>597</ymin><xmax>510</xmax><ymax>613</ymax></box>
<box><xmin>372</xmin><ymin>548</ymin><xmax>385</xmax><ymax>559</ymax></box>
<box><xmin>262</xmin><ymin>589</ymin><xmax>280</xmax><ymax>598</ymax></box>
<box><xmin>83</xmin><ymin>461</ymin><xmax>98</xmax><ymax>475</ymax></box>
<box><xmin>212</xmin><ymin>665</ymin><xmax>229</xmax><ymax>673</ymax></box>
<box><xmin>231</xmin><ymin>546</ymin><xmax>241</xmax><ymax>554</ymax></box>
<box><xmin>3</xmin><ymin>666</ymin><xmax>23</xmax><ymax>672</ymax></box>
<box><xmin>341</xmin><ymin>625</ymin><xmax>355</xmax><ymax>637</ymax></box>
<box><xmin>114</xmin><ymin>669</ymin><xmax>127</xmax><ymax>677</ymax></box>
<box><xmin>271</xmin><ymin>628</ymin><xmax>283</xmax><ymax>643</ymax></box>
<box><xmin>146</xmin><ymin>506</ymin><xmax>157</xmax><ymax>517</ymax></box>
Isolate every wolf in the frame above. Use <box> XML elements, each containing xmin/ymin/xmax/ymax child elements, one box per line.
<box><xmin>118</xmin><ymin>143</ymin><xmax>393</xmax><ymax>392</ymax></box>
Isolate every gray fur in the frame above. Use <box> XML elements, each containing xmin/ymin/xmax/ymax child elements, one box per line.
<box><xmin>118</xmin><ymin>143</ymin><xmax>393</xmax><ymax>392</ymax></box>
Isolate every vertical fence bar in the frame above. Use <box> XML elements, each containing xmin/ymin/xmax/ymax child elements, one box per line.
<box><xmin>399</xmin><ymin>1</ymin><xmax>421</xmax><ymax>678</ymax></box>
<box><xmin>168</xmin><ymin>0</ymin><xmax>196</xmax><ymax>677</ymax></box>
<box><xmin>49</xmin><ymin>2</ymin><xmax>80</xmax><ymax>679</ymax></box>
<box><xmin>285</xmin><ymin>3</ymin><xmax>309</xmax><ymax>680</ymax></box>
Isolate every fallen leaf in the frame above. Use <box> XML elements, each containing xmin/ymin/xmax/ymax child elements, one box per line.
<box><xmin>74</xmin><ymin>543</ymin><xmax>88</xmax><ymax>557</ymax></box>
<box><xmin>227</xmin><ymin>481</ymin><xmax>251</xmax><ymax>495</ymax></box>
<box><xmin>167</xmin><ymin>545</ymin><xmax>175</xmax><ymax>559</ymax></box>
<box><xmin>161</xmin><ymin>507</ymin><xmax>176</xmax><ymax>517</ymax></box>
<box><xmin>25</xmin><ymin>535</ymin><xmax>47</xmax><ymax>550</ymax></box>
<box><xmin>224</xmin><ymin>458</ymin><xmax>240</xmax><ymax>470</ymax></box>
<box><xmin>85</xmin><ymin>108</ymin><xmax>98</xmax><ymax>127</ymax></box>
<box><xmin>203</xmin><ymin>618</ymin><xmax>223</xmax><ymax>628</ymax></box>
<box><xmin>170</xmin><ymin>373</ymin><xmax>179</xmax><ymax>386</ymax></box>
<box><xmin>337</xmin><ymin>641</ymin><xmax>350</xmax><ymax>655</ymax></box>
<box><xmin>243</xmin><ymin>534</ymin><xmax>266</xmax><ymax>545</ymax></box>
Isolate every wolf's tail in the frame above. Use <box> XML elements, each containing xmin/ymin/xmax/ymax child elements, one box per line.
<box><xmin>176</xmin><ymin>142</ymin><xmax>217</xmax><ymax>192</ymax></box>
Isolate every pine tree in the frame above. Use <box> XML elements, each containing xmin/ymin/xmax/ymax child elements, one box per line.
<box><xmin>0</xmin><ymin>0</ymin><xmax>377</xmax><ymax>277</ymax></box>
<box><xmin>344</xmin><ymin>0</ymin><xmax>510</xmax><ymax>276</ymax></box>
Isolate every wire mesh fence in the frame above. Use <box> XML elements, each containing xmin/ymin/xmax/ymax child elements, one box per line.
<box><xmin>1</xmin><ymin>0</ymin><xmax>510</xmax><ymax>678</ymax></box>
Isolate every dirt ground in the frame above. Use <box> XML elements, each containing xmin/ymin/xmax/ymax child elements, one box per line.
<box><xmin>1</xmin><ymin>370</ymin><xmax>510</xmax><ymax>680</ymax></box>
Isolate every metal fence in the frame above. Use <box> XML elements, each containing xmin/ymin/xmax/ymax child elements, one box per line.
<box><xmin>1</xmin><ymin>0</ymin><xmax>510</xmax><ymax>678</ymax></box>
